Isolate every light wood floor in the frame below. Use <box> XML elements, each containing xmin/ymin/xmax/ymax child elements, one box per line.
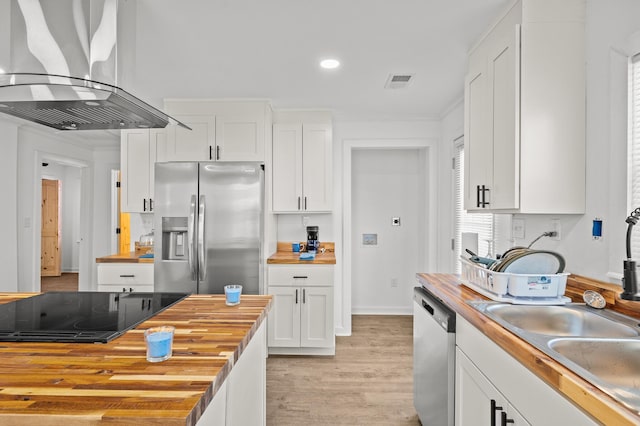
<box><xmin>267</xmin><ymin>315</ymin><xmax>420</xmax><ymax>426</ymax></box>
<box><xmin>40</xmin><ymin>273</ymin><xmax>79</xmax><ymax>292</ymax></box>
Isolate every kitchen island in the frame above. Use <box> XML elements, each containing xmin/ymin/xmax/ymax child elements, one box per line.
<box><xmin>417</xmin><ymin>273</ymin><xmax>640</xmax><ymax>425</ymax></box>
<box><xmin>0</xmin><ymin>293</ymin><xmax>272</xmax><ymax>425</ymax></box>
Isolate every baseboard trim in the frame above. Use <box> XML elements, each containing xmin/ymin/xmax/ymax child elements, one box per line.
<box><xmin>352</xmin><ymin>306</ymin><xmax>413</xmax><ymax>315</ymax></box>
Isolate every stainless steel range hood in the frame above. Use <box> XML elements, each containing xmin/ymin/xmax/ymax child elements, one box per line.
<box><xmin>0</xmin><ymin>0</ymin><xmax>188</xmax><ymax>131</ymax></box>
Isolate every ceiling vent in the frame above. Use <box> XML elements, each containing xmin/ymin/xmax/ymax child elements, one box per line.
<box><xmin>385</xmin><ymin>74</ymin><xmax>414</xmax><ymax>89</ymax></box>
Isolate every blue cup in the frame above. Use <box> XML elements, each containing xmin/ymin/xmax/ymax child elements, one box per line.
<box><xmin>144</xmin><ymin>325</ymin><xmax>175</xmax><ymax>362</ymax></box>
<box><xmin>225</xmin><ymin>285</ymin><xmax>243</xmax><ymax>306</ymax></box>
<box><xmin>292</xmin><ymin>242</ymin><xmax>300</xmax><ymax>252</ymax></box>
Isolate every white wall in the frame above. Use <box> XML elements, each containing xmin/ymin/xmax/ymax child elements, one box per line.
<box><xmin>0</xmin><ymin>120</ymin><xmax>19</xmax><ymax>291</ymax></box>
<box><xmin>10</xmin><ymin>118</ymin><xmax>118</xmax><ymax>291</ymax></box>
<box><xmin>351</xmin><ymin>149</ymin><xmax>425</xmax><ymax>314</ymax></box>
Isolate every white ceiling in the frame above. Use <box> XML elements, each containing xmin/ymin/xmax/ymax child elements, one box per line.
<box><xmin>131</xmin><ymin>0</ymin><xmax>511</xmax><ymax>122</ymax></box>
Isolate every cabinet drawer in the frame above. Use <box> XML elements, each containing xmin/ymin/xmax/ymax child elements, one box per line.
<box><xmin>97</xmin><ymin>263</ymin><xmax>154</xmax><ymax>286</ymax></box>
<box><xmin>268</xmin><ymin>265</ymin><xmax>333</xmax><ymax>286</ymax></box>
<box><xmin>98</xmin><ymin>284</ymin><xmax>154</xmax><ymax>293</ymax></box>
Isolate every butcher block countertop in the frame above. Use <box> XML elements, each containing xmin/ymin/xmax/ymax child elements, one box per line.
<box><xmin>417</xmin><ymin>273</ymin><xmax>640</xmax><ymax>425</ymax></box>
<box><xmin>267</xmin><ymin>242</ymin><xmax>336</xmax><ymax>265</ymax></box>
<box><xmin>96</xmin><ymin>252</ymin><xmax>153</xmax><ymax>263</ymax></box>
<box><xmin>0</xmin><ymin>293</ymin><xmax>272</xmax><ymax>425</ymax></box>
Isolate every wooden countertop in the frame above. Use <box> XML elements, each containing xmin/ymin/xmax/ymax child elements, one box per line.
<box><xmin>96</xmin><ymin>252</ymin><xmax>154</xmax><ymax>263</ymax></box>
<box><xmin>0</xmin><ymin>293</ymin><xmax>272</xmax><ymax>425</ymax></box>
<box><xmin>416</xmin><ymin>273</ymin><xmax>640</xmax><ymax>425</ymax></box>
<box><xmin>267</xmin><ymin>242</ymin><xmax>336</xmax><ymax>265</ymax></box>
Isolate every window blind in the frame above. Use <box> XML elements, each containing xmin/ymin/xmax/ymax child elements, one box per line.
<box><xmin>630</xmin><ymin>54</ymin><xmax>640</xmax><ymax>258</ymax></box>
<box><xmin>453</xmin><ymin>140</ymin><xmax>494</xmax><ymax>272</ymax></box>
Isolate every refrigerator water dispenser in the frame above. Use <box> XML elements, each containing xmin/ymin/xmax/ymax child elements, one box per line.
<box><xmin>162</xmin><ymin>217</ymin><xmax>188</xmax><ymax>260</ymax></box>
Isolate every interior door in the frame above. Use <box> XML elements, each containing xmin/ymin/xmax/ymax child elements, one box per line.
<box><xmin>41</xmin><ymin>179</ymin><xmax>61</xmax><ymax>277</ymax></box>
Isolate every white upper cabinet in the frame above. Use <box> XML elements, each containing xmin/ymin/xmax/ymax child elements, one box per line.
<box><xmin>165</xmin><ymin>114</ymin><xmax>216</xmax><ymax>162</ymax></box>
<box><xmin>164</xmin><ymin>100</ymin><xmax>270</xmax><ymax>162</ymax></box>
<box><xmin>464</xmin><ymin>0</ymin><xmax>585</xmax><ymax>214</ymax></box>
<box><xmin>272</xmin><ymin>115</ymin><xmax>332</xmax><ymax>213</ymax></box>
<box><xmin>121</xmin><ymin>128</ymin><xmax>165</xmax><ymax>213</ymax></box>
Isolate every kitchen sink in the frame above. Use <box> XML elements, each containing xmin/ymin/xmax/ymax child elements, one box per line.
<box><xmin>469</xmin><ymin>301</ymin><xmax>640</xmax><ymax>413</ymax></box>
<box><xmin>548</xmin><ymin>338</ymin><xmax>640</xmax><ymax>410</ymax></box>
<box><xmin>482</xmin><ymin>304</ymin><xmax>639</xmax><ymax>337</ymax></box>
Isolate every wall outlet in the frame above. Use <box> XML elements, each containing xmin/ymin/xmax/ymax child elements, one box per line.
<box><xmin>391</xmin><ymin>278</ymin><xmax>398</xmax><ymax>288</ymax></box>
<box><xmin>302</xmin><ymin>216</ymin><xmax>309</xmax><ymax>226</ymax></box>
<box><xmin>551</xmin><ymin>219</ymin><xmax>561</xmax><ymax>240</ymax></box>
<box><xmin>512</xmin><ymin>218</ymin><xmax>525</xmax><ymax>239</ymax></box>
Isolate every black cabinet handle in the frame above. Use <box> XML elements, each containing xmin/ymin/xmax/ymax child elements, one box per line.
<box><xmin>293</xmin><ymin>276</ymin><xmax>308</xmax><ymax>279</ymax></box>
<box><xmin>209</xmin><ymin>145</ymin><xmax>213</xmax><ymax>160</ymax></box>
<box><xmin>216</xmin><ymin>145</ymin><xmax>221</xmax><ymax>160</ymax></box>
<box><xmin>491</xmin><ymin>399</ymin><xmax>503</xmax><ymax>426</ymax></box>
<box><xmin>481</xmin><ymin>185</ymin><xmax>490</xmax><ymax>207</ymax></box>
<box><xmin>304</xmin><ymin>196</ymin><xmax>307</xmax><ymax>210</ymax></box>
<box><xmin>303</xmin><ymin>288</ymin><xmax>306</xmax><ymax>304</ymax></box>
<box><xmin>295</xmin><ymin>288</ymin><xmax>298</xmax><ymax>304</ymax></box>
<box><xmin>298</xmin><ymin>196</ymin><xmax>301</xmax><ymax>210</ymax></box>
<box><xmin>119</xmin><ymin>274</ymin><xmax>135</xmax><ymax>278</ymax></box>
<box><xmin>149</xmin><ymin>198</ymin><xmax>153</xmax><ymax>211</ymax></box>
<box><xmin>143</xmin><ymin>198</ymin><xmax>147</xmax><ymax>211</ymax></box>
<box><xmin>501</xmin><ymin>411</ymin><xmax>515</xmax><ymax>425</ymax></box>
<box><xmin>476</xmin><ymin>185</ymin><xmax>481</xmax><ymax>208</ymax></box>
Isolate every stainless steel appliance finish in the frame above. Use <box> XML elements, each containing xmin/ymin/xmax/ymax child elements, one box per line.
<box><xmin>0</xmin><ymin>0</ymin><xmax>186</xmax><ymax>131</ymax></box>
<box><xmin>154</xmin><ymin>162</ymin><xmax>263</xmax><ymax>295</ymax></box>
<box><xmin>413</xmin><ymin>286</ymin><xmax>456</xmax><ymax>426</ymax></box>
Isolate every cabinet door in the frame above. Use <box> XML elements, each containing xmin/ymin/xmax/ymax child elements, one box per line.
<box><xmin>148</xmin><ymin>128</ymin><xmax>166</xmax><ymax>209</ymax></box>
<box><xmin>121</xmin><ymin>129</ymin><xmax>151</xmax><ymax>213</ymax></box>
<box><xmin>300</xmin><ymin>286</ymin><xmax>333</xmax><ymax>348</ymax></box>
<box><xmin>165</xmin><ymin>114</ymin><xmax>215</xmax><ymax>161</ymax></box>
<box><xmin>456</xmin><ymin>348</ymin><xmax>529</xmax><ymax>426</ymax></box>
<box><xmin>302</xmin><ymin>124</ymin><xmax>332</xmax><ymax>212</ymax></box>
<box><xmin>272</xmin><ymin>124</ymin><xmax>303</xmax><ymax>212</ymax></box>
<box><xmin>267</xmin><ymin>286</ymin><xmax>301</xmax><ymax>347</ymax></box>
<box><xmin>488</xmin><ymin>27</ymin><xmax>520</xmax><ymax>210</ymax></box>
<box><xmin>216</xmin><ymin>113</ymin><xmax>264</xmax><ymax>161</ymax></box>
<box><xmin>464</xmin><ymin>61</ymin><xmax>492</xmax><ymax>211</ymax></box>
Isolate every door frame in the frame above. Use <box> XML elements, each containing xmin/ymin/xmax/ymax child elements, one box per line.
<box><xmin>31</xmin><ymin>151</ymin><xmax>91</xmax><ymax>292</ymax></box>
<box><xmin>341</xmin><ymin>138</ymin><xmax>438</xmax><ymax>335</ymax></box>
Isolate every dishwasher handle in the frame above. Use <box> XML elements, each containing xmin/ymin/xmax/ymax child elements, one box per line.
<box><xmin>422</xmin><ymin>299</ymin><xmax>435</xmax><ymax>315</ymax></box>
<box><xmin>414</xmin><ymin>287</ymin><xmax>456</xmax><ymax>333</ymax></box>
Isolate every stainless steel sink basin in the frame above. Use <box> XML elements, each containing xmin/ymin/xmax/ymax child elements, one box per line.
<box><xmin>483</xmin><ymin>304</ymin><xmax>639</xmax><ymax>337</ymax></box>
<box><xmin>469</xmin><ymin>301</ymin><xmax>640</xmax><ymax>413</ymax></box>
<box><xmin>548</xmin><ymin>338</ymin><xmax>640</xmax><ymax>410</ymax></box>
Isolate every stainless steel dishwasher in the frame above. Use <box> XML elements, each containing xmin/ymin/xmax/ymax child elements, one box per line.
<box><xmin>413</xmin><ymin>286</ymin><xmax>456</xmax><ymax>425</ymax></box>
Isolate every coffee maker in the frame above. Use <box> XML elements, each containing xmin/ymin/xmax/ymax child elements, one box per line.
<box><xmin>306</xmin><ymin>226</ymin><xmax>319</xmax><ymax>252</ymax></box>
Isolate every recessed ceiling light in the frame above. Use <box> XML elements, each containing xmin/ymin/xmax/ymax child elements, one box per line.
<box><xmin>320</xmin><ymin>59</ymin><xmax>340</xmax><ymax>69</ymax></box>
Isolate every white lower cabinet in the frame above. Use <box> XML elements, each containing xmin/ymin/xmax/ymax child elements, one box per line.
<box><xmin>198</xmin><ymin>322</ymin><xmax>267</xmax><ymax>426</ymax></box>
<box><xmin>96</xmin><ymin>263</ymin><xmax>154</xmax><ymax>292</ymax></box>
<box><xmin>456</xmin><ymin>348</ymin><xmax>528</xmax><ymax>425</ymax></box>
<box><xmin>267</xmin><ymin>265</ymin><xmax>334</xmax><ymax>355</ymax></box>
<box><xmin>455</xmin><ymin>315</ymin><xmax>597</xmax><ymax>426</ymax></box>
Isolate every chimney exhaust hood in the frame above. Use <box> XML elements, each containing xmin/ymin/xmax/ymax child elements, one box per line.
<box><xmin>0</xmin><ymin>0</ymin><xmax>188</xmax><ymax>131</ymax></box>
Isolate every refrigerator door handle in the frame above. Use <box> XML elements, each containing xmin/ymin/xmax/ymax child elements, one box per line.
<box><xmin>198</xmin><ymin>194</ymin><xmax>207</xmax><ymax>281</ymax></box>
<box><xmin>188</xmin><ymin>195</ymin><xmax>197</xmax><ymax>280</ymax></box>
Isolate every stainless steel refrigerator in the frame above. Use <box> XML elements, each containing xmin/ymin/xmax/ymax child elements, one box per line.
<box><xmin>153</xmin><ymin>162</ymin><xmax>263</xmax><ymax>294</ymax></box>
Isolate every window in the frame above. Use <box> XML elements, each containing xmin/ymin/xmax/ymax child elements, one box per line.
<box><xmin>629</xmin><ymin>53</ymin><xmax>640</xmax><ymax>255</ymax></box>
<box><xmin>453</xmin><ymin>138</ymin><xmax>494</xmax><ymax>272</ymax></box>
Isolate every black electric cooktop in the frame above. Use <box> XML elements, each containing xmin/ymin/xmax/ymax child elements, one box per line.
<box><xmin>0</xmin><ymin>292</ymin><xmax>188</xmax><ymax>343</ymax></box>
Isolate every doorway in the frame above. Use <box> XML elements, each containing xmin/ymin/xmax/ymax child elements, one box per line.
<box><xmin>341</xmin><ymin>138</ymin><xmax>438</xmax><ymax>336</ymax></box>
<box><xmin>351</xmin><ymin>148</ymin><xmax>426</xmax><ymax>314</ymax></box>
<box><xmin>40</xmin><ymin>161</ymin><xmax>83</xmax><ymax>292</ymax></box>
